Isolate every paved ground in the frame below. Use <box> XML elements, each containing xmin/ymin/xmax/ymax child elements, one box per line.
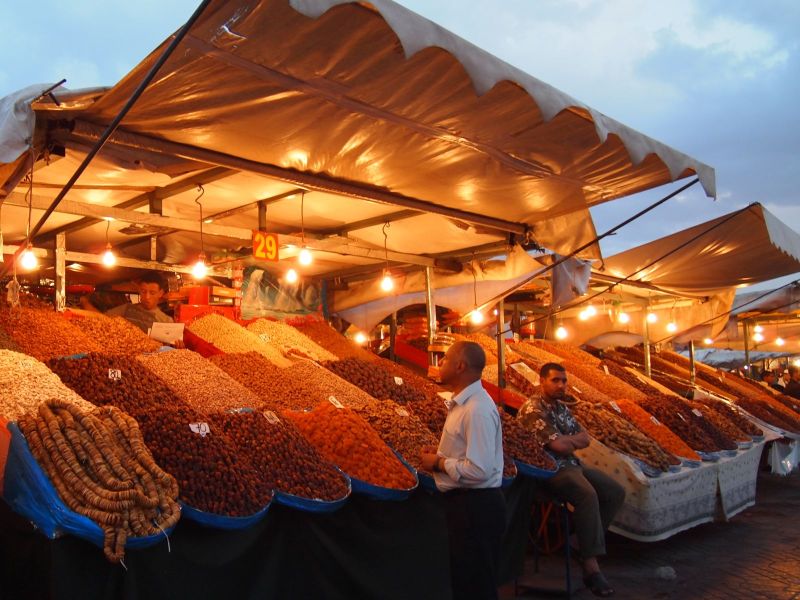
<box><xmin>503</xmin><ymin>470</ymin><xmax>800</xmax><ymax>599</ymax></box>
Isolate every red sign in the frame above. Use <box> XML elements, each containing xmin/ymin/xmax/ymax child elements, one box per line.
<box><xmin>252</xmin><ymin>231</ymin><xmax>279</xmax><ymax>261</ymax></box>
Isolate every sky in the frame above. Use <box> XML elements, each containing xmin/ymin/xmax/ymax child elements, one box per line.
<box><xmin>1</xmin><ymin>0</ymin><xmax>798</xmax><ymax>289</ymax></box>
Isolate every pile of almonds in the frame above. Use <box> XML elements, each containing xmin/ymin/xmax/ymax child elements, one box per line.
<box><xmin>246</xmin><ymin>318</ymin><xmax>337</xmax><ymax>362</ymax></box>
<box><xmin>135</xmin><ymin>406</ymin><xmax>272</xmax><ymax>516</ymax></box>
<box><xmin>187</xmin><ymin>314</ymin><xmax>292</xmax><ymax>367</ymax></box>
<box><xmin>211</xmin><ymin>411</ymin><xmax>349</xmax><ymax>502</ymax></box>
<box><xmin>284</xmin><ymin>400</ymin><xmax>416</xmax><ymax>490</ymax></box>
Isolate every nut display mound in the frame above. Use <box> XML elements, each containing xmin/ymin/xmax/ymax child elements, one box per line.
<box><xmin>134</xmin><ymin>406</ymin><xmax>272</xmax><ymax>517</ymax></box>
<box><xmin>284</xmin><ymin>400</ymin><xmax>416</xmax><ymax>492</ymax></box>
<box><xmin>571</xmin><ymin>401</ymin><xmax>674</xmax><ymax>472</ymax></box>
<box><xmin>210</xmin><ymin>352</ymin><xmax>375</xmax><ymax>411</ymax></box>
<box><xmin>137</xmin><ymin>350</ymin><xmax>261</xmax><ymax>413</ymax></box>
<box><xmin>211</xmin><ymin>411</ymin><xmax>349</xmax><ymax>505</ymax></box>
<box><xmin>613</xmin><ymin>399</ymin><xmax>701</xmax><ymax>461</ymax></box>
<box><xmin>500</xmin><ymin>410</ymin><xmax>557</xmax><ymax>473</ymax></box>
<box><xmin>0</xmin><ymin>349</ymin><xmax>95</xmax><ymax>420</ymax></box>
<box><xmin>187</xmin><ymin>313</ymin><xmax>292</xmax><ymax>367</ymax></box>
<box><xmin>324</xmin><ymin>357</ymin><xmax>427</xmax><ymax>404</ymax></box>
<box><xmin>292</xmin><ymin>320</ymin><xmax>378</xmax><ymax>362</ymax></box>
<box><xmin>71</xmin><ymin>313</ymin><xmax>161</xmax><ymax>354</ymax></box>
<box><xmin>48</xmin><ymin>353</ymin><xmax>183</xmax><ymax>417</ymax></box>
<box><xmin>17</xmin><ymin>399</ymin><xmax>180</xmax><ymax>563</ymax></box>
<box><xmin>0</xmin><ymin>306</ymin><xmax>102</xmax><ymax>360</ymax></box>
<box><xmin>246</xmin><ymin>318</ymin><xmax>337</xmax><ymax>362</ymax></box>
<box><xmin>352</xmin><ymin>397</ymin><xmax>439</xmax><ymax>474</ymax></box>
<box><xmin>638</xmin><ymin>396</ymin><xmax>730</xmax><ymax>452</ymax></box>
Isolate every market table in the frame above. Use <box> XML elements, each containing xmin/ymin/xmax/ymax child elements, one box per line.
<box><xmin>0</xmin><ymin>477</ymin><xmax>539</xmax><ymax>600</ymax></box>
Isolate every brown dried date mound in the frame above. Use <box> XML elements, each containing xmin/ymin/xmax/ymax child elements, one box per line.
<box><xmin>324</xmin><ymin>357</ymin><xmax>427</xmax><ymax>404</ymax></box>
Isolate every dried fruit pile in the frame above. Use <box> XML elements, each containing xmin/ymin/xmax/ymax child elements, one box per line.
<box><xmin>377</xmin><ymin>358</ymin><xmax>444</xmax><ymax>400</ymax></box>
<box><xmin>0</xmin><ymin>350</ymin><xmax>95</xmax><ymax>420</ymax></box>
<box><xmin>137</xmin><ymin>350</ymin><xmax>261</xmax><ymax>413</ymax></box>
<box><xmin>407</xmin><ymin>394</ymin><xmax>449</xmax><ymax>435</ymax></box>
<box><xmin>47</xmin><ymin>353</ymin><xmax>182</xmax><ymax>417</ymax></box>
<box><xmin>734</xmin><ymin>397</ymin><xmax>800</xmax><ymax>433</ymax></box>
<box><xmin>292</xmin><ymin>320</ymin><xmax>378</xmax><ymax>362</ymax></box>
<box><xmin>17</xmin><ymin>400</ymin><xmax>180</xmax><ymax>562</ymax></box>
<box><xmin>135</xmin><ymin>407</ymin><xmax>272</xmax><ymax>516</ymax></box>
<box><xmin>187</xmin><ymin>314</ymin><xmax>292</xmax><ymax>367</ymax></box>
<box><xmin>210</xmin><ymin>352</ymin><xmax>375</xmax><ymax>411</ymax></box>
<box><xmin>638</xmin><ymin>396</ymin><xmax>731</xmax><ymax>452</ymax></box>
<box><xmin>284</xmin><ymin>401</ymin><xmax>416</xmax><ymax>490</ymax></box>
<box><xmin>685</xmin><ymin>401</ymin><xmax>750</xmax><ymax>443</ymax></box>
<box><xmin>352</xmin><ymin>398</ymin><xmax>439</xmax><ymax>474</ymax></box>
<box><xmin>0</xmin><ymin>306</ymin><xmax>101</xmax><ymax>360</ymax></box>
<box><xmin>571</xmin><ymin>401</ymin><xmax>675</xmax><ymax>471</ymax></box>
<box><xmin>246</xmin><ymin>318</ymin><xmax>337</xmax><ymax>362</ymax></box>
<box><xmin>534</xmin><ymin>340</ymin><xmax>602</xmax><ymax>367</ymax></box>
<box><xmin>612</xmin><ymin>399</ymin><xmax>701</xmax><ymax>461</ymax></box>
<box><xmin>500</xmin><ymin>410</ymin><xmax>557</xmax><ymax>470</ymax></box>
<box><xmin>693</xmin><ymin>397</ymin><xmax>762</xmax><ymax>437</ymax></box>
<box><xmin>0</xmin><ymin>327</ymin><xmax>20</xmax><ymax>351</ymax></box>
<box><xmin>212</xmin><ymin>411</ymin><xmax>349</xmax><ymax>502</ymax></box>
<box><xmin>71</xmin><ymin>314</ymin><xmax>162</xmax><ymax>354</ymax></box>
<box><xmin>324</xmin><ymin>357</ymin><xmax>427</xmax><ymax>404</ymax></box>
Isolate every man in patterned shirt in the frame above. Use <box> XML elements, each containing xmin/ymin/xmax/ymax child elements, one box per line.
<box><xmin>517</xmin><ymin>362</ymin><xmax>624</xmax><ymax>597</ymax></box>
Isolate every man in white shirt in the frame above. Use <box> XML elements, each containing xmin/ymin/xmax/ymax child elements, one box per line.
<box><xmin>421</xmin><ymin>341</ymin><xmax>505</xmax><ymax>600</ymax></box>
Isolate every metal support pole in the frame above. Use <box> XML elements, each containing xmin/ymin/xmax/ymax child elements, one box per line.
<box><xmin>497</xmin><ymin>299</ymin><xmax>506</xmax><ymax>389</ymax></box>
<box><xmin>55</xmin><ymin>233</ymin><xmax>66</xmax><ymax>312</ymax></box>
<box><xmin>643</xmin><ymin>313</ymin><xmax>652</xmax><ymax>379</ymax></box>
<box><xmin>424</xmin><ymin>267</ymin><xmax>438</xmax><ymax>368</ymax></box>
<box><xmin>389</xmin><ymin>311</ymin><xmax>397</xmax><ymax>362</ymax></box>
<box><xmin>688</xmin><ymin>340</ymin><xmax>696</xmax><ymax>386</ymax></box>
<box><xmin>258</xmin><ymin>200</ymin><xmax>267</xmax><ymax>230</ymax></box>
<box><xmin>150</xmin><ymin>236</ymin><xmax>158</xmax><ymax>261</ymax></box>
<box><xmin>743</xmin><ymin>320</ymin><xmax>751</xmax><ymax>378</ymax></box>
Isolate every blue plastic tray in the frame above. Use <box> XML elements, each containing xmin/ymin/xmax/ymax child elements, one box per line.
<box><xmin>3</xmin><ymin>423</ymin><xmax>175</xmax><ymax>549</ymax></box>
<box><xmin>632</xmin><ymin>458</ymin><xmax>663</xmax><ymax>478</ymax></box>
<box><xmin>697</xmin><ymin>451</ymin><xmax>720</xmax><ymax>462</ymax></box>
<box><xmin>273</xmin><ymin>468</ymin><xmax>351</xmax><ymax>513</ymax></box>
<box><xmin>513</xmin><ymin>457</ymin><xmax>558</xmax><ymax>480</ymax></box>
<box><xmin>349</xmin><ymin>452</ymin><xmax>418</xmax><ymax>501</ymax></box>
<box><xmin>179</xmin><ymin>500</ymin><xmax>271</xmax><ymax>530</ymax></box>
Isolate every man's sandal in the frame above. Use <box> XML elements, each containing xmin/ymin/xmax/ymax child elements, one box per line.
<box><xmin>583</xmin><ymin>572</ymin><xmax>615</xmax><ymax>597</ymax></box>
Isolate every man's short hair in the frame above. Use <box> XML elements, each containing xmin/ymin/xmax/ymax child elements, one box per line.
<box><xmin>452</xmin><ymin>341</ymin><xmax>486</xmax><ymax>373</ymax></box>
<box><xmin>138</xmin><ymin>271</ymin><xmax>168</xmax><ymax>293</ymax></box>
<box><xmin>760</xmin><ymin>370</ymin><xmax>774</xmax><ymax>381</ymax></box>
<box><xmin>540</xmin><ymin>362</ymin><xmax>566</xmax><ymax>379</ymax></box>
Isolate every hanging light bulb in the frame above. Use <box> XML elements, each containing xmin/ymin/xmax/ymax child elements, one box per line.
<box><xmin>380</xmin><ymin>270</ymin><xmax>394</xmax><ymax>292</ymax></box>
<box><xmin>469</xmin><ymin>310</ymin><xmax>484</xmax><ymax>325</ymax></box>
<box><xmin>354</xmin><ymin>332</ymin><xmax>367</xmax><ymax>345</ymax></box>
<box><xmin>618</xmin><ymin>311</ymin><xmax>630</xmax><ymax>324</ymax></box>
<box><xmin>703</xmin><ymin>338</ymin><xmax>713</xmax><ymax>345</ymax></box>
<box><xmin>192</xmin><ymin>253</ymin><xmax>208</xmax><ymax>279</ymax></box>
<box><xmin>775</xmin><ymin>337</ymin><xmax>785</xmax><ymax>346</ymax></box>
<box><xmin>646</xmin><ymin>312</ymin><xmax>658</xmax><ymax>324</ymax></box>
<box><xmin>20</xmin><ymin>243</ymin><xmax>38</xmax><ymax>270</ymax></box>
<box><xmin>101</xmin><ymin>243</ymin><xmax>116</xmax><ymax>267</ymax></box>
<box><xmin>753</xmin><ymin>332</ymin><xmax>764</xmax><ymax>343</ymax></box>
<box><xmin>666</xmin><ymin>321</ymin><xmax>678</xmax><ymax>333</ymax></box>
<box><xmin>753</xmin><ymin>324</ymin><xmax>763</xmax><ymax>333</ymax></box>
<box><xmin>555</xmin><ymin>325</ymin><xmax>568</xmax><ymax>340</ymax></box>
<box><xmin>584</xmin><ymin>304</ymin><xmax>597</xmax><ymax>318</ymax></box>
<box><xmin>578</xmin><ymin>309</ymin><xmax>589</xmax><ymax>321</ymax></box>
<box><xmin>285</xmin><ymin>268</ymin><xmax>298</xmax><ymax>283</ymax></box>
<box><xmin>298</xmin><ymin>247</ymin><xmax>313</xmax><ymax>266</ymax></box>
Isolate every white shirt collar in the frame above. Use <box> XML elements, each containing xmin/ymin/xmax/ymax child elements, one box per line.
<box><xmin>451</xmin><ymin>379</ymin><xmax>484</xmax><ymax>406</ymax></box>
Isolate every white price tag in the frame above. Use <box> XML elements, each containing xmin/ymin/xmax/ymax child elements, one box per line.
<box><xmin>394</xmin><ymin>376</ymin><xmax>404</xmax><ymax>386</ymax></box>
<box><xmin>395</xmin><ymin>407</ymin><xmax>410</xmax><ymax>417</ymax></box>
<box><xmin>572</xmin><ymin>386</ymin><xmax>582</xmax><ymax>395</ymax></box>
<box><xmin>650</xmin><ymin>415</ymin><xmax>662</xmax><ymax>426</ymax></box>
<box><xmin>189</xmin><ymin>422</ymin><xmax>210</xmax><ymax>437</ymax></box>
<box><xmin>677</xmin><ymin>412</ymin><xmax>686</xmax><ymax>422</ymax></box>
<box><xmin>602</xmin><ymin>365</ymin><xmax>610</xmax><ymax>376</ymax></box>
<box><xmin>108</xmin><ymin>369</ymin><xmax>122</xmax><ymax>381</ymax></box>
<box><xmin>328</xmin><ymin>396</ymin><xmax>344</xmax><ymax>409</ymax></box>
<box><xmin>609</xmin><ymin>401</ymin><xmax>621</xmax><ymax>413</ymax></box>
<box><xmin>263</xmin><ymin>410</ymin><xmax>281</xmax><ymax>425</ymax></box>
<box><xmin>692</xmin><ymin>408</ymin><xmax>703</xmax><ymax>418</ymax></box>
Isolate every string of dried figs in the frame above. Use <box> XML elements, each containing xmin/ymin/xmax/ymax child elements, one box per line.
<box><xmin>187</xmin><ymin>314</ymin><xmax>293</xmax><ymax>367</ymax></box>
<box><xmin>571</xmin><ymin>401</ymin><xmax>674</xmax><ymax>471</ymax></box>
<box><xmin>0</xmin><ymin>306</ymin><xmax>102</xmax><ymax>360</ymax></box>
<box><xmin>352</xmin><ymin>397</ymin><xmax>439</xmax><ymax>474</ymax></box>
<box><xmin>47</xmin><ymin>353</ymin><xmax>185</xmax><ymax>417</ymax></box>
<box><xmin>134</xmin><ymin>407</ymin><xmax>271</xmax><ymax>516</ymax></box>
<box><xmin>323</xmin><ymin>357</ymin><xmax>427</xmax><ymax>404</ymax></box>
<box><xmin>246</xmin><ymin>318</ymin><xmax>337</xmax><ymax>362</ymax></box>
<box><xmin>292</xmin><ymin>320</ymin><xmax>379</xmax><ymax>362</ymax></box>
<box><xmin>500</xmin><ymin>410</ymin><xmax>557</xmax><ymax>471</ymax></box>
<box><xmin>284</xmin><ymin>400</ymin><xmax>416</xmax><ymax>490</ymax></box>
<box><xmin>17</xmin><ymin>399</ymin><xmax>180</xmax><ymax>563</ymax></box>
<box><xmin>211</xmin><ymin>411</ymin><xmax>349</xmax><ymax>502</ymax></box>
<box><xmin>0</xmin><ymin>350</ymin><xmax>95</xmax><ymax>421</ymax></box>
<box><xmin>612</xmin><ymin>399</ymin><xmax>701</xmax><ymax>461</ymax></box>
<box><xmin>137</xmin><ymin>350</ymin><xmax>261</xmax><ymax>413</ymax></box>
